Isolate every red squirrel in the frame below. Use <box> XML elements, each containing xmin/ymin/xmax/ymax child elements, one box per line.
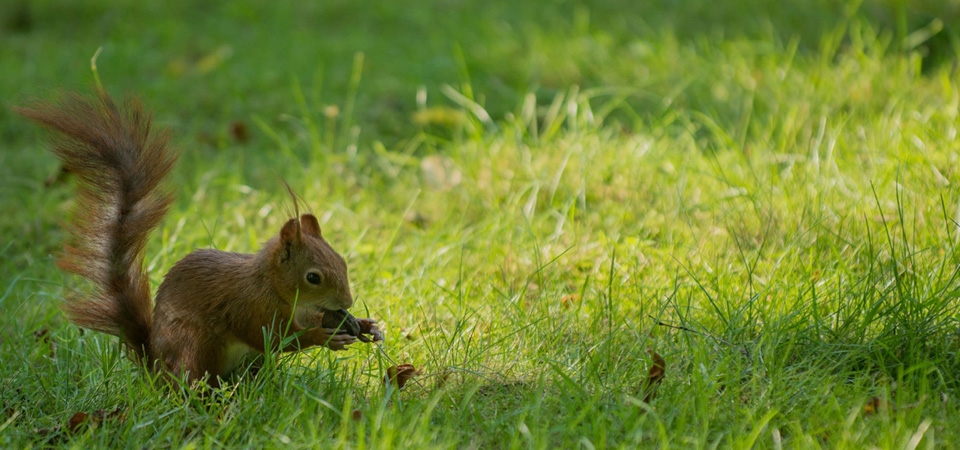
<box><xmin>18</xmin><ymin>90</ymin><xmax>382</xmax><ymax>387</ymax></box>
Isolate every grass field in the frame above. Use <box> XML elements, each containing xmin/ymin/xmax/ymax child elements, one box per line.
<box><xmin>4</xmin><ymin>0</ymin><xmax>960</xmax><ymax>447</ymax></box>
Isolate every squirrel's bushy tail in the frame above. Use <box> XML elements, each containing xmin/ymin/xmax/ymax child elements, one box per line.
<box><xmin>18</xmin><ymin>90</ymin><xmax>177</xmax><ymax>362</ymax></box>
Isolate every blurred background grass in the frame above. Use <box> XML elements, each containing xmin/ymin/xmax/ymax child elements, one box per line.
<box><xmin>4</xmin><ymin>0</ymin><xmax>958</xmax><ymax>144</ymax></box>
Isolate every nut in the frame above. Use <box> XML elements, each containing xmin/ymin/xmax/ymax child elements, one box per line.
<box><xmin>321</xmin><ymin>309</ymin><xmax>361</xmax><ymax>336</ymax></box>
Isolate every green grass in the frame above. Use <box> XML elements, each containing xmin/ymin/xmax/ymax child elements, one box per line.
<box><xmin>4</xmin><ymin>0</ymin><xmax>960</xmax><ymax>447</ymax></box>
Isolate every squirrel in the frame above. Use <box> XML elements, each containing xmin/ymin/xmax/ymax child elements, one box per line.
<box><xmin>18</xmin><ymin>90</ymin><xmax>382</xmax><ymax>388</ymax></box>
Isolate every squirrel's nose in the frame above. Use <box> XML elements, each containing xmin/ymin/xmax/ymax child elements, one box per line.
<box><xmin>340</xmin><ymin>292</ymin><xmax>354</xmax><ymax>309</ymax></box>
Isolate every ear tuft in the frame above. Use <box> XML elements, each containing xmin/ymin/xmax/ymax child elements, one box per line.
<box><xmin>301</xmin><ymin>214</ymin><xmax>322</xmax><ymax>237</ymax></box>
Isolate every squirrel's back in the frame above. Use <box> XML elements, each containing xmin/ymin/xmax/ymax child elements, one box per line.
<box><xmin>17</xmin><ymin>91</ymin><xmax>178</xmax><ymax>362</ymax></box>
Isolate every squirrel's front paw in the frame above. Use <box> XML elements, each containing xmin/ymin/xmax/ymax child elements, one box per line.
<box><xmin>320</xmin><ymin>309</ymin><xmax>361</xmax><ymax>336</ymax></box>
<box><xmin>356</xmin><ymin>318</ymin><xmax>384</xmax><ymax>343</ymax></box>
<box><xmin>316</xmin><ymin>327</ymin><xmax>357</xmax><ymax>350</ymax></box>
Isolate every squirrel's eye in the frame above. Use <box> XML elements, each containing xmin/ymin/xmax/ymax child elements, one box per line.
<box><xmin>305</xmin><ymin>272</ymin><xmax>323</xmax><ymax>285</ymax></box>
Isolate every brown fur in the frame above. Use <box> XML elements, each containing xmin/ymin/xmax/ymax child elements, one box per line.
<box><xmin>19</xmin><ymin>90</ymin><xmax>376</xmax><ymax>387</ymax></box>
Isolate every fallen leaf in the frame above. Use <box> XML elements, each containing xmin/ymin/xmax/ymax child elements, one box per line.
<box><xmin>640</xmin><ymin>351</ymin><xmax>666</xmax><ymax>403</ymax></box>
<box><xmin>560</xmin><ymin>294</ymin><xmax>580</xmax><ymax>309</ymax></box>
<box><xmin>229</xmin><ymin>120</ymin><xmax>249</xmax><ymax>143</ymax></box>
<box><xmin>66</xmin><ymin>412</ymin><xmax>90</xmax><ymax>433</ymax></box>
<box><xmin>351</xmin><ymin>409</ymin><xmax>363</xmax><ymax>421</ymax></box>
<box><xmin>385</xmin><ymin>364</ymin><xmax>421</xmax><ymax>389</ymax></box>
<box><xmin>65</xmin><ymin>407</ymin><xmax>126</xmax><ymax>433</ymax></box>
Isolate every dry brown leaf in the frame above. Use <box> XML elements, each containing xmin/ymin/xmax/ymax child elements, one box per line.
<box><xmin>65</xmin><ymin>407</ymin><xmax>125</xmax><ymax>433</ymax></box>
<box><xmin>640</xmin><ymin>351</ymin><xmax>666</xmax><ymax>403</ymax></box>
<box><xmin>385</xmin><ymin>364</ymin><xmax>421</xmax><ymax>389</ymax></box>
<box><xmin>229</xmin><ymin>120</ymin><xmax>249</xmax><ymax>143</ymax></box>
<box><xmin>560</xmin><ymin>294</ymin><xmax>580</xmax><ymax>309</ymax></box>
<box><xmin>863</xmin><ymin>396</ymin><xmax>886</xmax><ymax>415</ymax></box>
<box><xmin>66</xmin><ymin>412</ymin><xmax>90</xmax><ymax>433</ymax></box>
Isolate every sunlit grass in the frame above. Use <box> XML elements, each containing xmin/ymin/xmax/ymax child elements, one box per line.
<box><xmin>3</xmin><ymin>0</ymin><xmax>960</xmax><ymax>447</ymax></box>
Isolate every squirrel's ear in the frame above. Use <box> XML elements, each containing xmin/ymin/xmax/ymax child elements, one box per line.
<box><xmin>280</xmin><ymin>217</ymin><xmax>301</xmax><ymax>244</ymax></box>
<box><xmin>278</xmin><ymin>217</ymin><xmax>302</xmax><ymax>262</ymax></box>
<box><xmin>300</xmin><ymin>214</ymin><xmax>322</xmax><ymax>237</ymax></box>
